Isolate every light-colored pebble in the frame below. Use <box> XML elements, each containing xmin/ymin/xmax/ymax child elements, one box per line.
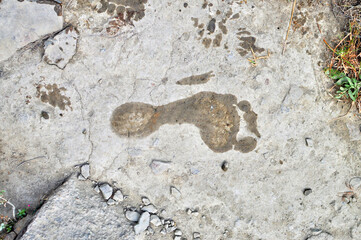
<box><xmin>107</xmin><ymin>199</ymin><xmax>116</xmax><ymax>205</ymax></box>
<box><xmin>186</xmin><ymin>208</ymin><xmax>192</xmax><ymax>215</ymax></box>
<box><xmin>113</xmin><ymin>190</ymin><xmax>124</xmax><ymax>202</ymax></box>
<box><xmin>142</xmin><ymin>197</ymin><xmax>151</xmax><ymax>205</ymax></box>
<box><xmin>149</xmin><ymin>160</ymin><xmax>171</xmax><ymax>175</ymax></box>
<box><xmin>93</xmin><ymin>185</ymin><xmax>100</xmax><ymax>193</ymax></box>
<box><xmin>77</xmin><ymin>174</ymin><xmax>86</xmax><ymax>181</ymax></box>
<box><xmin>193</xmin><ymin>232</ymin><xmax>201</xmax><ymax>238</ymax></box>
<box><xmin>125</xmin><ymin>210</ymin><xmax>140</xmax><ymax>222</ymax></box>
<box><xmin>170</xmin><ymin>186</ymin><xmax>181</xmax><ymax>198</ymax></box>
<box><xmin>349</xmin><ymin>177</ymin><xmax>361</xmax><ymax>189</ymax></box>
<box><xmin>174</xmin><ymin>229</ymin><xmax>182</xmax><ymax>236</ymax></box>
<box><xmin>141</xmin><ymin>204</ymin><xmax>158</xmax><ymax>214</ymax></box>
<box><xmin>174</xmin><ymin>236</ymin><xmax>182</xmax><ymax>240</ymax></box>
<box><xmin>99</xmin><ymin>183</ymin><xmax>113</xmax><ymax>200</ymax></box>
<box><xmin>166</xmin><ymin>226</ymin><xmax>177</xmax><ymax>233</ymax></box>
<box><xmin>80</xmin><ymin>164</ymin><xmax>90</xmax><ymax>178</ymax></box>
<box><xmin>305</xmin><ymin>138</ymin><xmax>313</xmax><ymax>147</ymax></box>
<box><xmin>146</xmin><ymin>226</ymin><xmax>154</xmax><ymax>235</ymax></box>
<box><xmin>134</xmin><ymin>212</ymin><xmax>150</xmax><ymax>235</ymax></box>
<box><xmin>150</xmin><ymin>215</ymin><xmax>162</xmax><ymax>227</ymax></box>
<box><xmin>192</xmin><ymin>210</ymin><xmax>199</xmax><ymax>216</ymax></box>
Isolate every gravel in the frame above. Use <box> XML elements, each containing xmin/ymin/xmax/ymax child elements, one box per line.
<box><xmin>99</xmin><ymin>183</ymin><xmax>113</xmax><ymax>200</ymax></box>
<box><xmin>134</xmin><ymin>212</ymin><xmax>150</xmax><ymax>235</ymax></box>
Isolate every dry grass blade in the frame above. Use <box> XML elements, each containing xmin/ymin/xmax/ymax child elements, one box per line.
<box><xmin>282</xmin><ymin>0</ymin><xmax>297</xmax><ymax>55</ymax></box>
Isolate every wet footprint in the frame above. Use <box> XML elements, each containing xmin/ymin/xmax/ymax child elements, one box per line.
<box><xmin>111</xmin><ymin>92</ymin><xmax>260</xmax><ymax>153</ymax></box>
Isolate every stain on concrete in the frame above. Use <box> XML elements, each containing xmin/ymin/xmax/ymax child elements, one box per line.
<box><xmin>36</xmin><ymin>84</ymin><xmax>72</xmax><ymax>111</ymax></box>
<box><xmin>202</xmin><ymin>38</ymin><xmax>212</xmax><ymax>48</ymax></box>
<box><xmin>237</xmin><ymin>100</ymin><xmax>261</xmax><ymax>138</ymax></box>
<box><xmin>97</xmin><ymin>0</ymin><xmax>147</xmax><ymax>22</ymax></box>
<box><xmin>192</xmin><ymin>3</ymin><xmax>235</xmax><ymax>49</ymax></box>
<box><xmin>111</xmin><ymin>92</ymin><xmax>260</xmax><ymax>153</ymax></box>
<box><xmin>236</xmin><ymin>28</ymin><xmax>264</xmax><ymax>56</ymax></box>
<box><xmin>218</xmin><ymin>22</ymin><xmax>227</xmax><ymax>34</ymax></box>
<box><xmin>213</xmin><ymin>33</ymin><xmax>222</xmax><ymax>47</ymax></box>
<box><xmin>191</xmin><ymin>17</ymin><xmax>199</xmax><ymax>27</ymax></box>
<box><xmin>176</xmin><ymin>71</ymin><xmax>214</xmax><ymax>85</ymax></box>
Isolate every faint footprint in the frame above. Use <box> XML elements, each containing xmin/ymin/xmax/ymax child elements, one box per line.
<box><xmin>111</xmin><ymin>92</ymin><xmax>260</xmax><ymax>153</ymax></box>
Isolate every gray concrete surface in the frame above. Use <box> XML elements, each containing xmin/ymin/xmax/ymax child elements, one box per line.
<box><xmin>1</xmin><ymin>0</ymin><xmax>361</xmax><ymax>239</ymax></box>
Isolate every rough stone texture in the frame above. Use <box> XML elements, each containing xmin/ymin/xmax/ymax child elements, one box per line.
<box><xmin>99</xmin><ymin>183</ymin><xmax>113</xmax><ymax>200</ymax></box>
<box><xmin>3</xmin><ymin>232</ymin><xmax>16</xmax><ymax>240</ymax></box>
<box><xmin>125</xmin><ymin>210</ymin><xmax>140</xmax><ymax>222</ymax></box>
<box><xmin>112</xmin><ymin>190</ymin><xmax>124</xmax><ymax>202</ymax></box>
<box><xmin>134</xmin><ymin>212</ymin><xmax>150</xmax><ymax>235</ymax></box>
<box><xmin>20</xmin><ymin>176</ymin><xmax>134</xmax><ymax>240</ymax></box>
<box><xmin>0</xmin><ymin>0</ymin><xmax>63</xmax><ymax>62</ymax></box>
<box><xmin>14</xmin><ymin>214</ymin><xmax>33</xmax><ymax>234</ymax></box>
<box><xmin>1</xmin><ymin>0</ymin><xmax>361</xmax><ymax>239</ymax></box>
<box><xmin>149</xmin><ymin>160</ymin><xmax>171</xmax><ymax>175</ymax></box>
<box><xmin>43</xmin><ymin>27</ymin><xmax>79</xmax><ymax>69</ymax></box>
<box><xmin>80</xmin><ymin>164</ymin><xmax>90</xmax><ymax>179</ymax></box>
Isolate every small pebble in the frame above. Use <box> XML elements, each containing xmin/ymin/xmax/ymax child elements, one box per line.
<box><xmin>125</xmin><ymin>210</ymin><xmax>140</xmax><ymax>222</ymax></box>
<box><xmin>94</xmin><ymin>185</ymin><xmax>100</xmax><ymax>193</ymax></box>
<box><xmin>310</xmin><ymin>228</ymin><xmax>323</xmax><ymax>236</ymax></box>
<box><xmin>221</xmin><ymin>161</ymin><xmax>229</xmax><ymax>171</ymax></box>
<box><xmin>349</xmin><ymin>177</ymin><xmax>361</xmax><ymax>189</ymax></box>
<box><xmin>303</xmin><ymin>188</ymin><xmax>312</xmax><ymax>196</ymax></box>
<box><xmin>80</xmin><ymin>164</ymin><xmax>90</xmax><ymax>179</ymax></box>
<box><xmin>150</xmin><ymin>215</ymin><xmax>162</xmax><ymax>227</ymax></box>
<box><xmin>141</xmin><ymin>204</ymin><xmax>158</xmax><ymax>214</ymax></box>
<box><xmin>107</xmin><ymin>199</ymin><xmax>116</xmax><ymax>205</ymax></box>
<box><xmin>134</xmin><ymin>212</ymin><xmax>150</xmax><ymax>235</ymax></box>
<box><xmin>166</xmin><ymin>226</ymin><xmax>177</xmax><ymax>233</ymax></box>
<box><xmin>193</xmin><ymin>232</ymin><xmax>201</xmax><ymax>238</ymax></box>
<box><xmin>142</xmin><ymin>197</ymin><xmax>151</xmax><ymax>205</ymax></box>
<box><xmin>192</xmin><ymin>210</ymin><xmax>199</xmax><ymax>216</ymax></box>
<box><xmin>170</xmin><ymin>186</ymin><xmax>182</xmax><ymax>198</ymax></box>
<box><xmin>174</xmin><ymin>229</ymin><xmax>182</xmax><ymax>236</ymax></box>
<box><xmin>186</xmin><ymin>208</ymin><xmax>192</xmax><ymax>215</ymax></box>
<box><xmin>174</xmin><ymin>236</ymin><xmax>182</xmax><ymax>240</ymax></box>
<box><xmin>146</xmin><ymin>226</ymin><xmax>154</xmax><ymax>235</ymax></box>
<box><xmin>113</xmin><ymin>190</ymin><xmax>124</xmax><ymax>202</ymax></box>
<box><xmin>305</xmin><ymin>138</ymin><xmax>313</xmax><ymax>147</ymax></box>
<box><xmin>99</xmin><ymin>183</ymin><xmax>113</xmax><ymax>200</ymax></box>
<box><xmin>77</xmin><ymin>173</ymin><xmax>86</xmax><ymax>181</ymax></box>
<box><xmin>149</xmin><ymin>160</ymin><xmax>171</xmax><ymax>175</ymax></box>
<box><xmin>160</xmin><ymin>209</ymin><xmax>167</xmax><ymax>215</ymax></box>
<box><xmin>160</xmin><ymin>228</ymin><xmax>167</xmax><ymax>235</ymax></box>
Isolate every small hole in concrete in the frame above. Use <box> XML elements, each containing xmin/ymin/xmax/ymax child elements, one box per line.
<box><xmin>41</xmin><ymin>111</ymin><xmax>49</xmax><ymax>119</ymax></box>
<box><xmin>303</xmin><ymin>188</ymin><xmax>312</xmax><ymax>196</ymax></box>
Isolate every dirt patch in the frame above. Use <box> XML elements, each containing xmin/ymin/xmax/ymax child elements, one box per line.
<box><xmin>36</xmin><ymin>84</ymin><xmax>72</xmax><ymax>111</ymax></box>
<box><xmin>97</xmin><ymin>0</ymin><xmax>147</xmax><ymax>21</ymax></box>
<box><xmin>176</xmin><ymin>71</ymin><xmax>214</xmax><ymax>85</ymax></box>
<box><xmin>236</xmin><ymin>28</ymin><xmax>264</xmax><ymax>56</ymax></box>
<box><xmin>111</xmin><ymin>92</ymin><xmax>260</xmax><ymax>153</ymax></box>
